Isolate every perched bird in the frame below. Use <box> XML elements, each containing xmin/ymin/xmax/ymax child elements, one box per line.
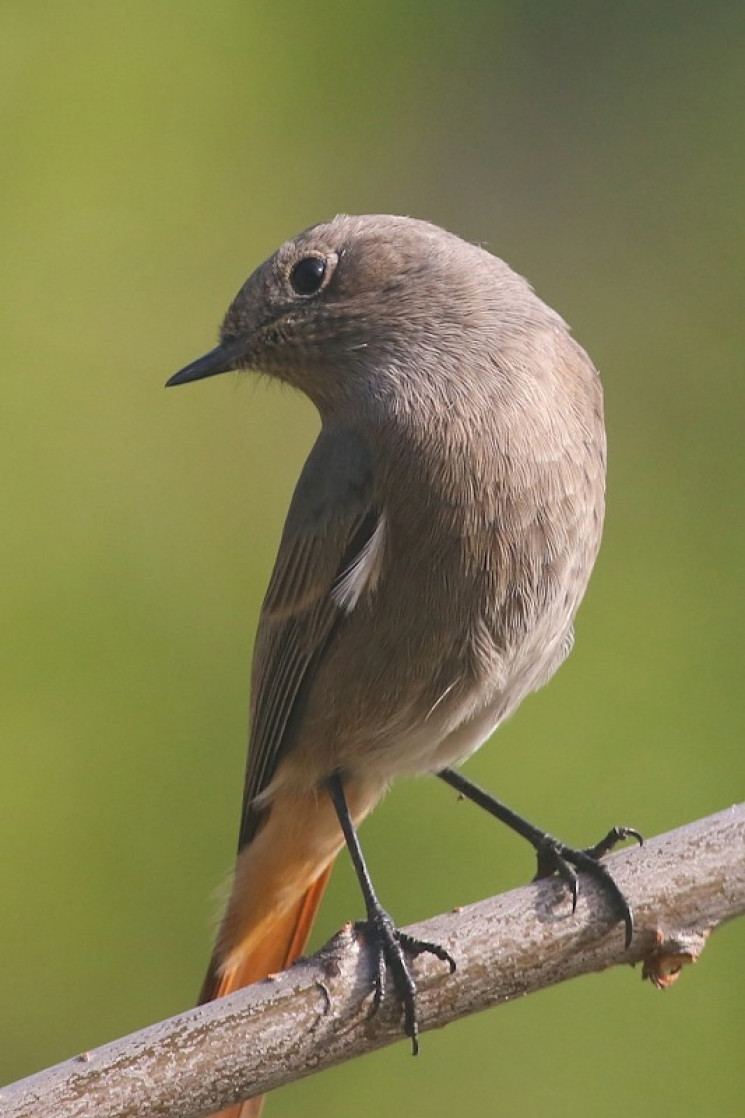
<box><xmin>167</xmin><ymin>214</ymin><xmax>633</xmax><ymax>1117</ymax></box>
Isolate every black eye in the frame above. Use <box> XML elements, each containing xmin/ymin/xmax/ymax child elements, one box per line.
<box><xmin>290</xmin><ymin>256</ymin><xmax>327</xmax><ymax>296</ymax></box>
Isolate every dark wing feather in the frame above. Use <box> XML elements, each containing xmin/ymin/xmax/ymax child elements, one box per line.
<box><xmin>237</xmin><ymin>427</ymin><xmax>380</xmax><ymax>849</ymax></box>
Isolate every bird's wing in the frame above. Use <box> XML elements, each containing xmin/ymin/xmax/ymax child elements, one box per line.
<box><xmin>238</xmin><ymin>425</ymin><xmax>383</xmax><ymax>848</ymax></box>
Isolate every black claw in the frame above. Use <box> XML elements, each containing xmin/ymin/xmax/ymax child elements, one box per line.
<box><xmin>569</xmin><ymin>877</ymin><xmax>579</xmax><ymax>914</ymax></box>
<box><xmin>328</xmin><ymin>774</ymin><xmax>456</xmax><ymax>1057</ymax></box>
<box><xmin>532</xmin><ymin>830</ymin><xmax>638</xmax><ymax>946</ymax></box>
<box><xmin>435</xmin><ymin>770</ymin><xmax>640</xmax><ymax>951</ymax></box>
<box><xmin>398</xmin><ymin>932</ymin><xmax>457</xmax><ymax>973</ymax></box>
<box><xmin>371</xmin><ymin>928</ymin><xmax>388</xmax><ymax>1016</ymax></box>
<box><xmin>356</xmin><ymin>912</ymin><xmax>455</xmax><ymax>1054</ymax></box>
<box><xmin>584</xmin><ymin>824</ymin><xmax>643</xmax><ymax>860</ymax></box>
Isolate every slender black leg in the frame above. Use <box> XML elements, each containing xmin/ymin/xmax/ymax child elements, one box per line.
<box><xmin>437</xmin><ymin>767</ymin><xmax>642</xmax><ymax>947</ymax></box>
<box><xmin>327</xmin><ymin>772</ymin><xmax>455</xmax><ymax>1054</ymax></box>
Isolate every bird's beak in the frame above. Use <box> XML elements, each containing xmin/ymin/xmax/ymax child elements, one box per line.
<box><xmin>165</xmin><ymin>338</ymin><xmax>247</xmax><ymax>387</ymax></box>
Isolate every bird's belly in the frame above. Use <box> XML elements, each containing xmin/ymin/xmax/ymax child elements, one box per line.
<box><xmin>298</xmin><ymin>608</ymin><xmax>572</xmax><ymax>786</ymax></box>
<box><xmin>388</xmin><ymin>614</ymin><xmax>572</xmax><ymax>778</ymax></box>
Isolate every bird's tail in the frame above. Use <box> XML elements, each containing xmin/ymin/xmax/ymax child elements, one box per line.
<box><xmin>200</xmin><ymin>781</ymin><xmax>381</xmax><ymax>1118</ymax></box>
<box><xmin>201</xmin><ymin>868</ymin><xmax>333</xmax><ymax>1118</ymax></box>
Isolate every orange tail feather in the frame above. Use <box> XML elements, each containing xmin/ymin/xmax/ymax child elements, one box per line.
<box><xmin>200</xmin><ymin>781</ymin><xmax>381</xmax><ymax>1118</ymax></box>
<box><xmin>205</xmin><ymin>863</ymin><xmax>334</xmax><ymax>1118</ymax></box>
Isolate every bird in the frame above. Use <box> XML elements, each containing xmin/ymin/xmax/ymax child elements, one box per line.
<box><xmin>167</xmin><ymin>214</ymin><xmax>634</xmax><ymax>1117</ymax></box>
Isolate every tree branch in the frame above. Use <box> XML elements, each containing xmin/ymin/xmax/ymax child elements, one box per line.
<box><xmin>2</xmin><ymin>804</ymin><xmax>744</xmax><ymax>1118</ymax></box>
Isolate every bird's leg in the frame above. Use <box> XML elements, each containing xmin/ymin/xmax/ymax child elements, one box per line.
<box><xmin>437</xmin><ymin>767</ymin><xmax>641</xmax><ymax>947</ymax></box>
<box><xmin>327</xmin><ymin>772</ymin><xmax>455</xmax><ymax>1054</ymax></box>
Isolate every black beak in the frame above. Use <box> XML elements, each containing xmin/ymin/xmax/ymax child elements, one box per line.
<box><xmin>165</xmin><ymin>339</ymin><xmax>246</xmax><ymax>387</ymax></box>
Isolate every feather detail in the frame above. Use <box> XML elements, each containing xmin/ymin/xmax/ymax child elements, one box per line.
<box><xmin>332</xmin><ymin>510</ymin><xmax>386</xmax><ymax>612</ymax></box>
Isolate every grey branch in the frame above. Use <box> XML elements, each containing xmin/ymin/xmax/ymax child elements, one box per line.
<box><xmin>3</xmin><ymin>804</ymin><xmax>745</xmax><ymax>1118</ymax></box>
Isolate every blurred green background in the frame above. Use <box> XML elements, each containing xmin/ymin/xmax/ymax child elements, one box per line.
<box><xmin>2</xmin><ymin>2</ymin><xmax>744</xmax><ymax>1114</ymax></box>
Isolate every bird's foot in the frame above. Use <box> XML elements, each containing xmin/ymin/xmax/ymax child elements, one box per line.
<box><xmin>355</xmin><ymin>908</ymin><xmax>456</xmax><ymax>1055</ymax></box>
<box><xmin>533</xmin><ymin>825</ymin><xmax>643</xmax><ymax>947</ymax></box>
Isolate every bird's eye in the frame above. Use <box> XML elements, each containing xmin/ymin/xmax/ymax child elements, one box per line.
<box><xmin>290</xmin><ymin>256</ymin><xmax>327</xmax><ymax>296</ymax></box>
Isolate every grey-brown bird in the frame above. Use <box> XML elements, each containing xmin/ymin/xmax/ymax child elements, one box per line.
<box><xmin>167</xmin><ymin>215</ymin><xmax>635</xmax><ymax>1117</ymax></box>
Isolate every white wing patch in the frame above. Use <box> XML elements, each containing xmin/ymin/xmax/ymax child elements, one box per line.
<box><xmin>331</xmin><ymin>511</ymin><xmax>387</xmax><ymax>613</ymax></box>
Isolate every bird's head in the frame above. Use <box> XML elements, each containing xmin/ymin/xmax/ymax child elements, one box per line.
<box><xmin>166</xmin><ymin>214</ymin><xmax>527</xmax><ymax>416</ymax></box>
